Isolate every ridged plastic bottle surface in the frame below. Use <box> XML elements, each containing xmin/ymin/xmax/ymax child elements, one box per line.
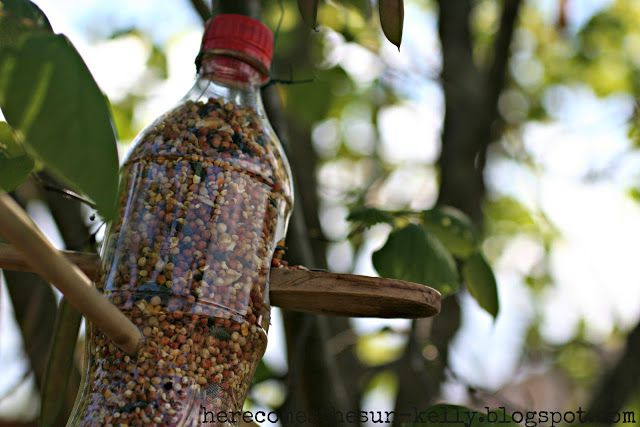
<box><xmin>68</xmin><ymin>73</ymin><xmax>293</xmax><ymax>426</ymax></box>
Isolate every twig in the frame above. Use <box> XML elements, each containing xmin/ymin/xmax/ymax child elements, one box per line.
<box><xmin>0</xmin><ymin>193</ymin><xmax>143</xmax><ymax>356</ymax></box>
<box><xmin>190</xmin><ymin>0</ymin><xmax>211</xmax><ymax>22</ymax></box>
<box><xmin>36</xmin><ymin>179</ymin><xmax>97</xmax><ymax>209</ymax></box>
<box><xmin>262</xmin><ymin>77</ymin><xmax>315</xmax><ymax>89</ymax></box>
<box><xmin>484</xmin><ymin>0</ymin><xmax>523</xmax><ymax>143</ymax></box>
<box><xmin>263</xmin><ymin>63</ymin><xmax>315</xmax><ymax>88</ymax></box>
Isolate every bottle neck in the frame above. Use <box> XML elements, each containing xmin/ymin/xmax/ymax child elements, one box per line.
<box><xmin>185</xmin><ymin>54</ymin><xmax>268</xmax><ymax>117</ymax></box>
<box><xmin>199</xmin><ymin>54</ymin><xmax>267</xmax><ymax>90</ymax></box>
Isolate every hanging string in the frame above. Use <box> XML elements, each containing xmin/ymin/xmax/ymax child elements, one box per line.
<box><xmin>265</xmin><ymin>0</ymin><xmax>316</xmax><ymax>87</ymax></box>
<box><xmin>272</xmin><ymin>0</ymin><xmax>285</xmax><ymax>58</ymax></box>
<box><xmin>262</xmin><ymin>63</ymin><xmax>314</xmax><ymax>89</ymax></box>
<box><xmin>195</xmin><ymin>1</ymin><xmax>314</xmax><ymax>88</ymax></box>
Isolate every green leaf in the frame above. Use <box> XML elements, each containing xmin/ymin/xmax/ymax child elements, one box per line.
<box><xmin>628</xmin><ymin>118</ymin><xmax>640</xmax><ymax>149</ymax></box>
<box><xmin>628</xmin><ymin>187</ymin><xmax>640</xmax><ymax>203</ymax></box>
<box><xmin>357</xmin><ymin>329</ymin><xmax>404</xmax><ymax>366</ymax></box>
<box><xmin>0</xmin><ymin>0</ymin><xmax>52</xmax><ymax>49</ymax></box>
<box><xmin>379</xmin><ymin>0</ymin><xmax>404</xmax><ymax>49</ymax></box>
<box><xmin>285</xmin><ymin>67</ymin><xmax>351</xmax><ymax>125</ymax></box>
<box><xmin>0</xmin><ymin>121</ymin><xmax>22</xmax><ymax>155</ymax></box>
<box><xmin>484</xmin><ymin>196</ymin><xmax>536</xmax><ymax>236</ymax></box>
<box><xmin>423</xmin><ymin>206</ymin><xmax>479</xmax><ymax>258</ymax></box>
<box><xmin>338</xmin><ymin>0</ymin><xmax>372</xmax><ymax>20</ymax></box>
<box><xmin>0</xmin><ymin>15</ymin><xmax>34</xmax><ymax>48</ymax></box>
<box><xmin>0</xmin><ymin>154</ymin><xmax>33</xmax><ymax>190</ymax></box>
<box><xmin>110</xmin><ymin>94</ymin><xmax>141</xmax><ymax>142</ymax></box>
<box><xmin>462</xmin><ymin>253</ymin><xmax>499</xmax><ymax>318</ymax></box>
<box><xmin>409</xmin><ymin>404</ymin><xmax>518</xmax><ymax>427</ymax></box>
<box><xmin>297</xmin><ymin>0</ymin><xmax>319</xmax><ymax>29</ymax></box>
<box><xmin>352</xmin><ymin>0</ymin><xmax>373</xmax><ymax>20</ymax></box>
<box><xmin>252</xmin><ymin>360</ymin><xmax>276</xmax><ymax>385</ymax></box>
<box><xmin>0</xmin><ymin>122</ymin><xmax>33</xmax><ymax>190</ymax></box>
<box><xmin>347</xmin><ymin>206</ymin><xmax>395</xmax><ymax>228</ymax></box>
<box><xmin>0</xmin><ymin>0</ymin><xmax>52</xmax><ymax>31</ymax></box>
<box><xmin>148</xmin><ymin>43</ymin><xmax>168</xmax><ymax>79</ymax></box>
<box><xmin>0</xmin><ymin>34</ymin><xmax>119</xmax><ymax>219</ymax></box>
<box><xmin>373</xmin><ymin>223</ymin><xmax>458</xmax><ymax>296</ymax></box>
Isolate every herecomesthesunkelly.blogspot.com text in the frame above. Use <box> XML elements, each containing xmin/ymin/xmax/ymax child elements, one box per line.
<box><xmin>200</xmin><ymin>405</ymin><xmax>637</xmax><ymax>426</ymax></box>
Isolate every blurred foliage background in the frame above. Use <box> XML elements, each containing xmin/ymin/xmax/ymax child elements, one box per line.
<box><xmin>1</xmin><ymin>0</ymin><xmax>640</xmax><ymax>426</ymax></box>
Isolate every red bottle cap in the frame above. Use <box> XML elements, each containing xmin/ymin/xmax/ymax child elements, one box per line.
<box><xmin>201</xmin><ymin>14</ymin><xmax>274</xmax><ymax>77</ymax></box>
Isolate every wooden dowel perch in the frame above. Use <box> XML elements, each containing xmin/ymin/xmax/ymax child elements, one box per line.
<box><xmin>0</xmin><ymin>193</ymin><xmax>143</xmax><ymax>356</ymax></box>
<box><xmin>0</xmin><ymin>241</ymin><xmax>441</xmax><ymax>318</ymax></box>
<box><xmin>0</xmin><ymin>193</ymin><xmax>440</xmax><ymax>353</ymax></box>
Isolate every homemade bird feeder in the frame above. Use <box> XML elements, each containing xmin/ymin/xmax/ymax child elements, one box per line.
<box><xmin>0</xmin><ymin>14</ymin><xmax>440</xmax><ymax>427</ymax></box>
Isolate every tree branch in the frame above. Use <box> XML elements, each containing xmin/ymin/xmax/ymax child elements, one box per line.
<box><xmin>393</xmin><ymin>1</ymin><xmax>523</xmax><ymax>421</ymax></box>
<box><xmin>393</xmin><ymin>2</ymin><xmax>481</xmax><ymax>420</ymax></box>
<box><xmin>211</xmin><ymin>0</ymin><xmax>259</xmax><ymax>17</ymax></box>
<box><xmin>436</xmin><ymin>0</ymin><xmax>485</xmax><ymax>223</ymax></box>
<box><xmin>258</xmin><ymin>9</ymin><xmax>363</xmax><ymax>424</ymax></box>
<box><xmin>586</xmin><ymin>322</ymin><xmax>640</xmax><ymax>421</ymax></box>
<box><xmin>190</xmin><ymin>0</ymin><xmax>211</xmax><ymax>22</ymax></box>
<box><xmin>484</xmin><ymin>0</ymin><xmax>523</xmax><ymax>142</ymax></box>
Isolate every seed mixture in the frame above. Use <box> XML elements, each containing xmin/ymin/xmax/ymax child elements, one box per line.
<box><xmin>71</xmin><ymin>97</ymin><xmax>292</xmax><ymax>426</ymax></box>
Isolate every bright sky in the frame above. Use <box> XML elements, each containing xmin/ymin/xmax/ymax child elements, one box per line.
<box><xmin>1</xmin><ymin>0</ymin><xmax>640</xmax><ymax>425</ymax></box>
